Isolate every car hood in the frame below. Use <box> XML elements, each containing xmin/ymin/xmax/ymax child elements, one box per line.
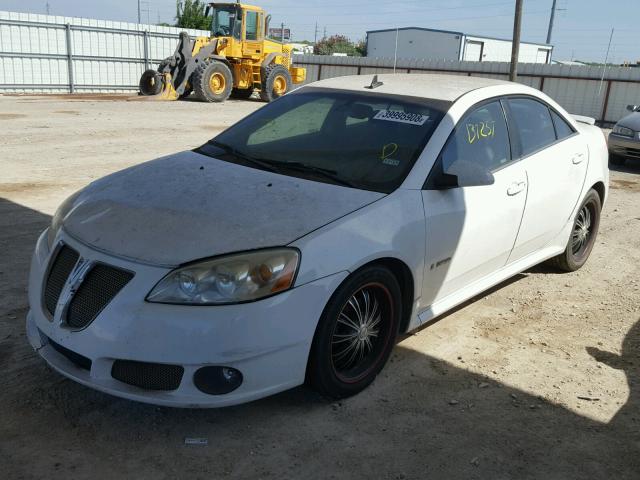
<box><xmin>617</xmin><ymin>112</ymin><xmax>640</xmax><ymax>131</ymax></box>
<box><xmin>62</xmin><ymin>151</ymin><xmax>385</xmax><ymax>267</ymax></box>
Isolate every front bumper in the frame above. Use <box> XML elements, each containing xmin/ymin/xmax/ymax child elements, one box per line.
<box><xmin>608</xmin><ymin>132</ymin><xmax>640</xmax><ymax>159</ymax></box>
<box><xmin>27</xmin><ymin>229</ymin><xmax>347</xmax><ymax>407</ymax></box>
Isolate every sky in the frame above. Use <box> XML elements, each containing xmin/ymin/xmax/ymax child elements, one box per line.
<box><xmin>1</xmin><ymin>0</ymin><xmax>638</xmax><ymax>63</ymax></box>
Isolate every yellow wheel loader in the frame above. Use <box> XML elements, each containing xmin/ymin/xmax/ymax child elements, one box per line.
<box><xmin>139</xmin><ymin>2</ymin><xmax>306</xmax><ymax>103</ymax></box>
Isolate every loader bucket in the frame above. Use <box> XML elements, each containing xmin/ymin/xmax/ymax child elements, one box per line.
<box><xmin>139</xmin><ymin>70</ymin><xmax>178</xmax><ymax>100</ymax></box>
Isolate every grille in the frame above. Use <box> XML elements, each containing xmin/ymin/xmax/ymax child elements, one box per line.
<box><xmin>66</xmin><ymin>264</ymin><xmax>134</xmax><ymax>329</ymax></box>
<box><xmin>49</xmin><ymin>338</ymin><xmax>92</xmax><ymax>371</ymax></box>
<box><xmin>111</xmin><ymin>360</ymin><xmax>184</xmax><ymax>391</ymax></box>
<box><xmin>44</xmin><ymin>246</ymin><xmax>80</xmax><ymax>316</ymax></box>
<box><xmin>622</xmin><ymin>147</ymin><xmax>640</xmax><ymax>159</ymax></box>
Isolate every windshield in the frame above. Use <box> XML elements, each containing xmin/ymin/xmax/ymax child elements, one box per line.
<box><xmin>212</xmin><ymin>6</ymin><xmax>239</xmax><ymax>38</ymax></box>
<box><xmin>196</xmin><ymin>89</ymin><xmax>449</xmax><ymax>193</ymax></box>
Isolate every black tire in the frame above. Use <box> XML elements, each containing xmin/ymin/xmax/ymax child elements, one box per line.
<box><xmin>231</xmin><ymin>87</ymin><xmax>255</xmax><ymax>99</ymax></box>
<box><xmin>192</xmin><ymin>60</ymin><xmax>233</xmax><ymax>103</ymax></box>
<box><xmin>609</xmin><ymin>153</ymin><xmax>626</xmax><ymax>166</ymax></box>
<box><xmin>179</xmin><ymin>85</ymin><xmax>193</xmax><ymax>99</ymax></box>
<box><xmin>307</xmin><ymin>265</ymin><xmax>402</xmax><ymax>399</ymax></box>
<box><xmin>139</xmin><ymin>69</ymin><xmax>162</xmax><ymax>96</ymax></box>
<box><xmin>260</xmin><ymin>64</ymin><xmax>292</xmax><ymax>102</ymax></box>
<box><xmin>548</xmin><ymin>189</ymin><xmax>601</xmax><ymax>272</ymax></box>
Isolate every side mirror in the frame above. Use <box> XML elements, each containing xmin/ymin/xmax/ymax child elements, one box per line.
<box><xmin>626</xmin><ymin>105</ymin><xmax>640</xmax><ymax>112</ymax></box>
<box><xmin>433</xmin><ymin>160</ymin><xmax>495</xmax><ymax>189</ymax></box>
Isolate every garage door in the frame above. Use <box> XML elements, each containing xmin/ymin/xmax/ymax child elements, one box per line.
<box><xmin>536</xmin><ymin>48</ymin><xmax>549</xmax><ymax>63</ymax></box>
<box><xmin>464</xmin><ymin>41</ymin><xmax>483</xmax><ymax>61</ymax></box>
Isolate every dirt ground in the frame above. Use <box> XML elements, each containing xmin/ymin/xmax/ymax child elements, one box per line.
<box><xmin>1</xmin><ymin>94</ymin><xmax>639</xmax><ymax>480</ymax></box>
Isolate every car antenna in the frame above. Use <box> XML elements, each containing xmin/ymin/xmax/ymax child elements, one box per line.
<box><xmin>365</xmin><ymin>75</ymin><xmax>383</xmax><ymax>89</ymax></box>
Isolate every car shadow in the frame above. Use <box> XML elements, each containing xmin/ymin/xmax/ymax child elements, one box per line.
<box><xmin>2</xmin><ymin>197</ymin><xmax>638</xmax><ymax>479</ymax></box>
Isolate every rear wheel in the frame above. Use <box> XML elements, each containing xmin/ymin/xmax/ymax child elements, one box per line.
<box><xmin>260</xmin><ymin>64</ymin><xmax>292</xmax><ymax>102</ymax></box>
<box><xmin>307</xmin><ymin>266</ymin><xmax>401</xmax><ymax>398</ymax></box>
<box><xmin>548</xmin><ymin>189</ymin><xmax>601</xmax><ymax>272</ymax></box>
<box><xmin>192</xmin><ymin>60</ymin><xmax>233</xmax><ymax>103</ymax></box>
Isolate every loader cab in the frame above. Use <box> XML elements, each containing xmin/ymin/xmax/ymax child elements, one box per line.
<box><xmin>209</xmin><ymin>3</ymin><xmax>266</xmax><ymax>43</ymax></box>
<box><xmin>210</xmin><ymin>4</ymin><xmax>242</xmax><ymax>40</ymax></box>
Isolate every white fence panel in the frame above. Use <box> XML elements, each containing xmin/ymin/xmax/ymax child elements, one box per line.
<box><xmin>0</xmin><ymin>10</ymin><xmax>209</xmax><ymax>92</ymax></box>
<box><xmin>542</xmin><ymin>78</ymin><xmax>604</xmax><ymax>121</ymax></box>
<box><xmin>606</xmin><ymin>82</ymin><xmax>640</xmax><ymax>123</ymax></box>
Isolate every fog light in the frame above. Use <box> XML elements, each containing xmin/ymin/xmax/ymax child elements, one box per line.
<box><xmin>193</xmin><ymin>366</ymin><xmax>243</xmax><ymax>395</ymax></box>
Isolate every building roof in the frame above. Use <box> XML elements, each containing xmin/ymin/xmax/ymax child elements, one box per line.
<box><xmin>304</xmin><ymin>73</ymin><xmax>516</xmax><ymax>102</ymax></box>
<box><xmin>366</xmin><ymin>27</ymin><xmax>552</xmax><ymax>48</ymax></box>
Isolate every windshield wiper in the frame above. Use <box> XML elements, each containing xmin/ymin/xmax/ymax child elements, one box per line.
<box><xmin>206</xmin><ymin>140</ymin><xmax>279</xmax><ymax>173</ymax></box>
<box><xmin>266</xmin><ymin>161</ymin><xmax>358</xmax><ymax>188</ymax></box>
<box><xmin>205</xmin><ymin>142</ymin><xmax>356</xmax><ymax>188</ymax></box>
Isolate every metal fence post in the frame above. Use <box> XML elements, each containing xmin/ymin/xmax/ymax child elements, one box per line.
<box><xmin>64</xmin><ymin>24</ymin><xmax>74</xmax><ymax>93</ymax></box>
<box><xmin>143</xmin><ymin>30</ymin><xmax>150</xmax><ymax>71</ymax></box>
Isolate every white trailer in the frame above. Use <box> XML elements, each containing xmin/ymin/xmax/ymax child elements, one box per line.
<box><xmin>366</xmin><ymin>27</ymin><xmax>552</xmax><ymax>64</ymax></box>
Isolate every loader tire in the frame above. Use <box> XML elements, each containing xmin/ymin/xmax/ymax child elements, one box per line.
<box><xmin>192</xmin><ymin>60</ymin><xmax>233</xmax><ymax>103</ymax></box>
<box><xmin>260</xmin><ymin>64</ymin><xmax>292</xmax><ymax>102</ymax></box>
<box><xmin>139</xmin><ymin>69</ymin><xmax>163</xmax><ymax>96</ymax></box>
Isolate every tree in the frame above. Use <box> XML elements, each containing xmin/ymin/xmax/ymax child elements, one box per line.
<box><xmin>355</xmin><ymin>39</ymin><xmax>367</xmax><ymax>57</ymax></box>
<box><xmin>313</xmin><ymin>35</ymin><xmax>363</xmax><ymax>57</ymax></box>
<box><xmin>175</xmin><ymin>0</ymin><xmax>210</xmax><ymax>30</ymax></box>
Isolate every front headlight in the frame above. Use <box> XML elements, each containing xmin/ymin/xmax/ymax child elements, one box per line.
<box><xmin>146</xmin><ymin>248</ymin><xmax>300</xmax><ymax>305</ymax></box>
<box><xmin>47</xmin><ymin>190</ymin><xmax>82</xmax><ymax>248</ymax></box>
<box><xmin>612</xmin><ymin>124</ymin><xmax>634</xmax><ymax>137</ymax></box>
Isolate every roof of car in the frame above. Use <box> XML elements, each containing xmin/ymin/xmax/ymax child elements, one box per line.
<box><xmin>303</xmin><ymin>73</ymin><xmax>514</xmax><ymax>102</ymax></box>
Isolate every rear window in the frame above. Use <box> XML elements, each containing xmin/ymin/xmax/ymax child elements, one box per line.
<box><xmin>197</xmin><ymin>89</ymin><xmax>449</xmax><ymax>193</ymax></box>
<box><xmin>551</xmin><ymin>110</ymin><xmax>575</xmax><ymax>140</ymax></box>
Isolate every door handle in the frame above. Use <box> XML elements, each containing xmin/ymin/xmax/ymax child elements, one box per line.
<box><xmin>572</xmin><ymin>153</ymin><xmax>585</xmax><ymax>164</ymax></box>
<box><xmin>507</xmin><ymin>181</ymin><xmax>526</xmax><ymax>196</ymax></box>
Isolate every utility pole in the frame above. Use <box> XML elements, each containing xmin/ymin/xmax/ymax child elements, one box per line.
<box><xmin>509</xmin><ymin>0</ymin><xmax>523</xmax><ymax>82</ymax></box>
<box><xmin>137</xmin><ymin>0</ymin><xmax>141</xmax><ymax>24</ymax></box>
<box><xmin>46</xmin><ymin>2</ymin><xmax>50</xmax><ymax>15</ymax></box>
<box><xmin>393</xmin><ymin>28</ymin><xmax>399</xmax><ymax>73</ymax></box>
<box><xmin>314</xmin><ymin>21</ymin><xmax>318</xmax><ymax>44</ymax></box>
<box><xmin>597</xmin><ymin>28</ymin><xmax>614</xmax><ymax>96</ymax></box>
<box><xmin>546</xmin><ymin>0</ymin><xmax>557</xmax><ymax>44</ymax></box>
<box><xmin>323</xmin><ymin>26</ymin><xmax>327</xmax><ymax>40</ymax></box>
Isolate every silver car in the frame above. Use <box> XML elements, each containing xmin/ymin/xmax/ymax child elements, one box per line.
<box><xmin>609</xmin><ymin>104</ymin><xmax>640</xmax><ymax>165</ymax></box>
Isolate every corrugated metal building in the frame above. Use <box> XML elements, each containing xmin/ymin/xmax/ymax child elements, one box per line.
<box><xmin>366</xmin><ymin>27</ymin><xmax>552</xmax><ymax>64</ymax></box>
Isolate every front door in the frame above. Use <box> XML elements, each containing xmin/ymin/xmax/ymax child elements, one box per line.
<box><xmin>421</xmin><ymin>100</ymin><xmax>527</xmax><ymax>308</ymax></box>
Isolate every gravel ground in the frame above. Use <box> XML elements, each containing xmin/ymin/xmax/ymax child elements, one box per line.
<box><xmin>0</xmin><ymin>94</ymin><xmax>639</xmax><ymax>480</ymax></box>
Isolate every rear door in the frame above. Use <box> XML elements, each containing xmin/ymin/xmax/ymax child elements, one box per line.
<box><xmin>421</xmin><ymin>100</ymin><xmax>527</xmax><ymax>306</ymax></box>
<box><xmin>506</xmin><ymin>97</ymin><xmax>588</xmax><ymax>261</ymax></box>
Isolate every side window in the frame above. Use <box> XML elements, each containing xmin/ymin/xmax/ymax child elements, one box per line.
<box><xmin>551</xmin><ymin>110</ymin><xmax>575</xmax><ymax>140</ymax></box>
<box><xmin>245</xmin><ymin>11</ymin><xmax>258</xmax><ymax>40</ymax></box>
<box><xmin>508</xmin><ymin>98</ymin><xmax>556</xmax><ymax>155</ymax></box>
<box><xmin>441</xmin><ymin>101</ymin><xmax>511</xmax><ymax>176</ymax></box>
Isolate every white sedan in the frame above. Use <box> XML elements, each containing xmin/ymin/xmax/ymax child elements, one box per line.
<box><xmin>27</xmin><ymin>74</ymin><xmax>609</xmax><ymax>407</ymax></box>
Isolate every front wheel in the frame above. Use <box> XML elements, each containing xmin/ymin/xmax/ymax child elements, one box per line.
<box><xmin>307</xmin><ymin>266</ymin><xmax>402</xmax><ymax>399</ymax></box>
<box><xmin>192</xmin><ymin>60</ymin><xmax>233</xmax><ymax>103</ymax></box>
<box><xmin>549</xmin><ymin>189</ymin><xmax>601</xmax><ymax>272</ymax></box>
